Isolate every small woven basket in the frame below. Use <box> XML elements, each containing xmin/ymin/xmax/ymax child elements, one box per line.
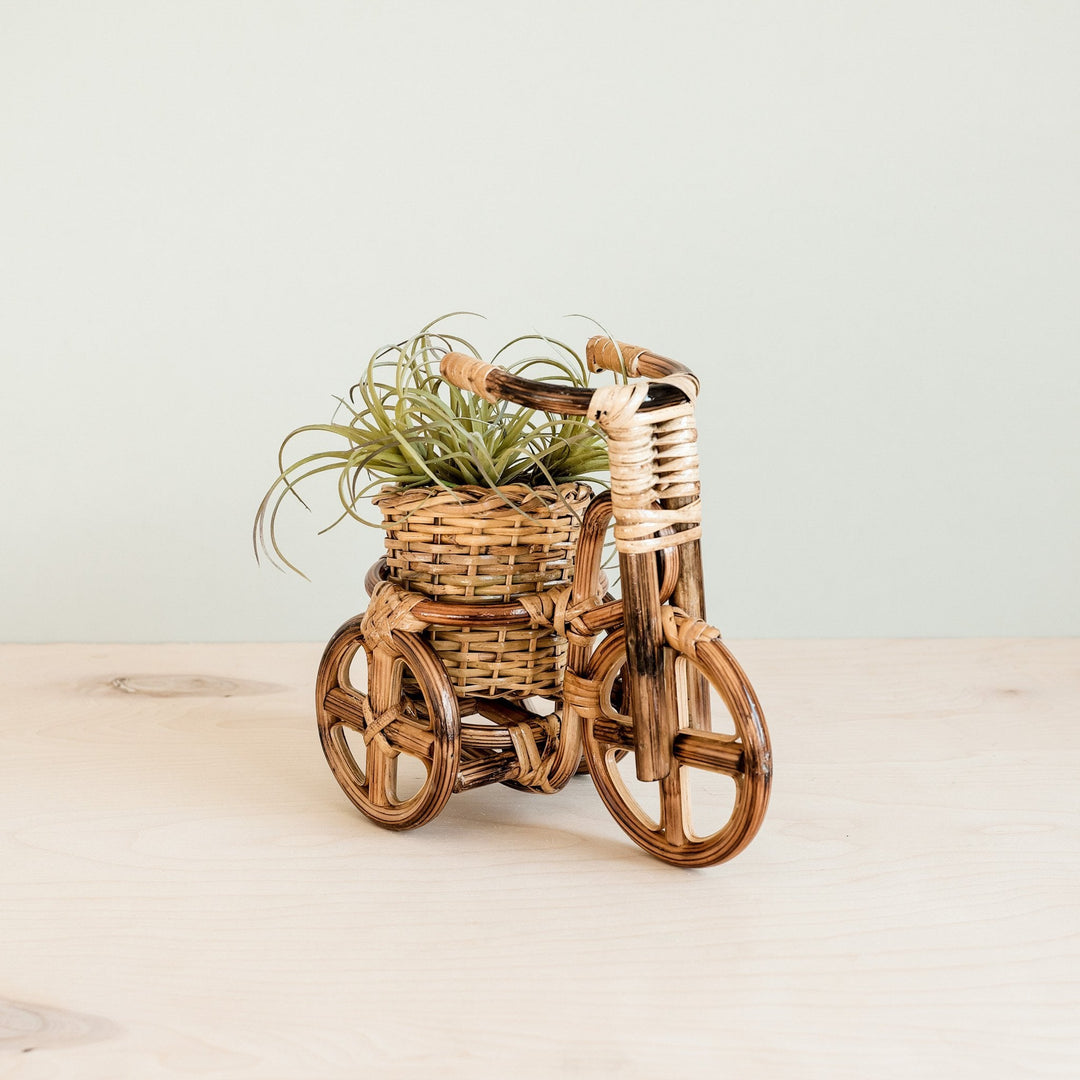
<box><xmin>374</xmin><ymin>482</ymin><xmax>593</xmax><ymax>699</ymax></box>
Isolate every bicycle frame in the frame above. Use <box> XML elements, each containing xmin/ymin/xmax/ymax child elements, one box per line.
<box><xmin>316</xmin><ymin>335</ymin><xmax>771</xmax><ymax>866</ymax></box>
<box><xmin>440</xmin><ymin>338</ymin><xmax>709</xmax><ymax>785</ymax></box>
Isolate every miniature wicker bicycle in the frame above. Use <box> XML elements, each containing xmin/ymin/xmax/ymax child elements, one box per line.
<box><xmin>315</xmin><ymin>338</ymin><xmax>772</xmax><ymax>867</ymax></box>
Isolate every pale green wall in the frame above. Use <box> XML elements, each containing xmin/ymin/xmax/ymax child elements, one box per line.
<box><xmin>2</xmin><ymin>1</ymin><xmax>1077</xmax><ymax>641</ymax></box>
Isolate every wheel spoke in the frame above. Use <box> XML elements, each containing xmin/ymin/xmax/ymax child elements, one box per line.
<box><xmin>590</xmin><ymin>716</ymin><xmax>635</xmax><ymax>750</ymax></box>
<box><xmin>686</xmin><ymin>667</ymin><xmax>712</xmax><ymax>731</ymax></box>
<box><xmin>325</xmin><ymin>684</ymin><xmax>434</xmax><ymax>763</ymax></box>
<box><xmin>365</xmin><ymin>737</ymin><xmax>397</xmax><ymax>807</ymax></box>
<box><xmin>658</xmin><ymin>767</ymin><xmax>691</xmax><ymax>847</ymax></box>
<box><xmin>672</xmin><ymin>729</ymin><xmax>744</xmax><ymax>775</ymax></box>
<box><xmin>384</xmin><ymin>717</ymin><xmax>435</xmax><ymax>761</ymax></box>
<box><xmin>323</xmin><ymin>686</ymin><xmax>367</xmax><ymax>732</ymax></box>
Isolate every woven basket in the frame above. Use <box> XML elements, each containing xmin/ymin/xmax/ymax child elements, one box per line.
<box><xmin>374</xmin><ymin>482</ymin><xmax>593</xmax><ymax>699</ymax></box>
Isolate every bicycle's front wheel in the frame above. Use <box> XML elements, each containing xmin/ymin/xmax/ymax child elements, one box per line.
<box><xmin>582</xmin><ymin>613</ymin><xmax>771</xmax><ymax>867</ymax></box>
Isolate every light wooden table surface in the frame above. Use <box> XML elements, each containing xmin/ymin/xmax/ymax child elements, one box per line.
<box><xmin>1</xmin><ymin>640</ymin><xmax>1077</xmax><ymax>1079</ymax></box>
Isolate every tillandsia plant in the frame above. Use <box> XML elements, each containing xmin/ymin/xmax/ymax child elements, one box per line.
<box><xmin>254</xmin><ymin>313</ymin><xmax>617</xmax><ymax>577</ymax></box>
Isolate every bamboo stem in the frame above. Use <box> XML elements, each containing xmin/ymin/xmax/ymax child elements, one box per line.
<box><xmin>454</xmin><ymin>753</ymin><xmax>521</xmax><ymax>792</ymax></box>
<box><xmin>620</xmin><ymin>548</ymin><xmax>677</xmax><ymax>782</ymax></box>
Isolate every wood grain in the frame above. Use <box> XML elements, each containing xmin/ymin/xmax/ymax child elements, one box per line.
<box><xmin>1</xmin><ymin>640</ymin><xmax>1078</xmax><ymax>1078</ymax></box>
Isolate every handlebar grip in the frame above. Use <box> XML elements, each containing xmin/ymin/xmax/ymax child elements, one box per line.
<box><xmin>586</xmin><ymin>336</ymin><xmax>691</xmax><ymax>381</ymax></box>
<box><xmin>586</xmin><ymin>336</ymin><xmax>646</xmax><ymax>376</ymax></box>
<box><xmin>440</xmin><ymin>352</ymin><xmax>499</xmax><ymax>402</ymax></box>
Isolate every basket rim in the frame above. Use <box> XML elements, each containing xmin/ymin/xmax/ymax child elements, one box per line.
<box><xmin>373</xmin><ymin>481</ymin><xmax>594</xmax><ymax>517</ymax></box>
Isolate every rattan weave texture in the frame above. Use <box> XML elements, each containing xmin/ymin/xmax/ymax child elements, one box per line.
<box><xmin>375</xmin><ymin>483</ymin><xmax>593</xmax><ymax>699</ymax></box>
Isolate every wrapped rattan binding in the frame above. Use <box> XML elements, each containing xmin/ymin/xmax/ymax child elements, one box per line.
<box><xmin>374</xmin><ymin>482</ymin><xmax>593</xmax><ymax>699</ymax></box>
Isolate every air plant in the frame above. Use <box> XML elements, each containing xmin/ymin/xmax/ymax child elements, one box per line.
<box><xmin>254</xmin><ymin>314</ymin><xmax>616</xmax><ymax>577</ymax></box>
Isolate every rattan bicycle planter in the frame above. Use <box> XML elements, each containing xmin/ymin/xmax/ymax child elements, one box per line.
<box><xmin>315</xmin><ymin>338</ymin><xmax>771</xmax><ymax>867</ymax></box>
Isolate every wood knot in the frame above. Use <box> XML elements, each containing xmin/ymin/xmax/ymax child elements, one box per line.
<box><xmin>109</xmin><ymin>674</ymin><xmax>284</xmax><ymax>697</ymax></box>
